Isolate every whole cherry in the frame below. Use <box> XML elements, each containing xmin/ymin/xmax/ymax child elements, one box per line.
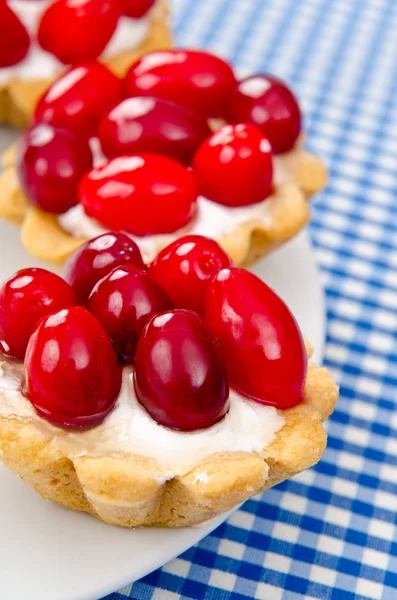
<box><xmin>79</xmin><ymin>154</ymin><xmax>198</xmax><ymax>235</ymax></box>
<box><xmin>205</xmin><ymin>268</ymin><xmax>307</xmax><ymax>409</ymax></box>
<box><xmin>24</xmin><ymin>306</ymin><xmax>121</xmax><ymax>429</ymax></box>
<box><xmin>119</xmin><ymin>0</ymin><xmax>155</xmax><ymax>17</ymax></box>
<box><xmin>193</xmin><ymin>123</ymin><xmax>273</xmax><ymax>207</ymax></box>
<box><xmin>148</xmin><ymin>235</ymin><xmax>232</xmax><ymax>314</ymax></box>
<box><xmin>87</xmin><ymin>264</ymin><xmax>172</xmax><ymax>363</ymax></box>
<box><xmin>0</xmin><ymin>3</ymin><xmax>30</xmax><ymax>68</ymax></box>
<box><xmin>16</xmin><ymin>122</ymin><xmax>93</xmax><ymax>214</ymax></box>
<box><xmin>0</xmin><ymin>268</ymin><xmax>77</xmax><ymax>360</ymax></box>
<box><xmin>63</xmin><ymin>231</ymin><xmax>145</xmax><ymax>304</ymax></box>
<box><xmin>134</xmin><ymin>309</ymin><xmax>229</xmax><ymax>431</ymax></box>
<box><xmin>125</xmin><ymin>49</ymin><xmax>236</xmax><ymax>119</ymax></box>
<box><xmin>229</xmin><ymin>74</ymin><xmax>302</xmax><ymax>153</ymax></box>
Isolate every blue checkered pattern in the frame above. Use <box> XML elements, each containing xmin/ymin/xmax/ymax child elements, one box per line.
<box><xmin>104</xmin><ymin>0</ymin><xmax>397</xmax><ymax>598</ymax></box>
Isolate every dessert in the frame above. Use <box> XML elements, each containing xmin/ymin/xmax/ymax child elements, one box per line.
<box><xmin>0</xmin><ymin>49</ymin><xmax>327</xmax><ymax>265</ymax></box>
<box><xmin>0</xmin><ymin>234</ymin><xmax>338</xmax><ymax>527</ymax></box>
<box><xmin>0</xmin><ymin>0</ymin><xmax>170</xmax><ymax>126</ymax></box>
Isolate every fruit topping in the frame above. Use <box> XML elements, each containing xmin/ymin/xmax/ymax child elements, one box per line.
<box><xmin>134</xmin><ymin>309</ymin><xmax>229</xmax><ymax>431</ymax></box>
<box><xmin>119</xmin><ymin>0</ymin><xmax>155</xmax><ymax>18</ymax></box>
<box><xmin>229</xmin><ymin>74</ymin><xmax>302</xmax><ymax>154</ymax></box>
<box><xmin>38</xmin><ymin>0</ymin><xmax>120</xmax><ymax>64</ymax></box>
<box><xmin>34</xmin><ymin>63</ymin><xmax>122</xmax><ymax>136</ymax></box>
<box><xmin>124</xmin><ymin>49</ymin><xmax>236</xmax><ymax>119</ymax></box>
<box><xmin>87</xmin><ymin>264</ymin><xmax>172</xmax><ymax>363</ymax></box>
<box><xmin>63</xmin><ymin>231</ymin><xmax>144</xmax><ymax>304</ymax></box>
<box><xmin>79</xmin><ymin>154</ymin><xmax>198</xmax><ymax>235</ymax></box>
<box><xmin>0</xmin><ymin>268</ymin><xmax>77</xmax><ymax>360</ymax></box>
<box><xmin>205</xmin><ymin>268</ymin><xmax>307</xmax><ymax>409</ymax></box>
<box><xmin>98</xmin><ymin>96</ymin><xmax>211</xmax><ymax>165</ymax></box>
<box><xmin>16</xmin><ymin>123</ymin><xmax>93</xmax><ymax>214</ymax></box>
<box><xmin>0</xmin><ymin>3</ymin><xmax>30</xmax><ymax>68</ymax></box>
<box><xmin>192</xmin><ymin>123</ymin><xmax>273</xmax><ymax>207</ymax></box>
<box><xmin>149</xmin><ymin>235</ymin><xmax>232</xmax><ymax>314</ymax></box>
<box><xmin>24</xmin><ymin>306</ymin><xmax>121</xmax><ymax>429</ymax></box>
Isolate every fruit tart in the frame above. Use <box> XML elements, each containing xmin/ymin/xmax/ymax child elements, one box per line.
<box><xmin>0</xmin><ymin>0</ymin><xmax>170</xmax><ymax>126</ymax></box>
<box><xmin>0</xmin><ymin>49</ymin><xmax>327</xmax><ymax>266</ymax></box>
<box><xmin>0</xmin><ymin>233</ymin><xmax>338</xmax><ymax>528</ymax></box>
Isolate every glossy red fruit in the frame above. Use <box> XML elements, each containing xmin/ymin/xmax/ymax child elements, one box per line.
<box><xmin>79</xmin><ymin>154</ymin><xmax>198</xmax><ymax>235</ymax></box>
<box><xmin>205</xmin><ymin>268</ymin><xmax>307</xmax><ymax>409</ymax></box>
<box><xmin>64</xmin><ymin>231</ymin><xmax>144</xmax><ymax>304</ymax></box>
<box><xmin>24</xmin><ymin>307</ymin><xmax>121</xmax><ymax>428</ymax></box>
<box><xmin>0</xmin><ymin>268</ymin><xmax>77</xmax><ymax>360</ymax></box>
<box><xmin>134</xmin><ymin>309</ymin><xmax>229</xmax><ymax>431</ymax></box>
<box><xmin>119</xmin><ymin>0</ymin><xmax>154</xmax><ymax>17</ymax></box>
<box><xmin>16</xmin><ymin>123</ymin><xmax>93</xmax><ymax>214</ymax></box>
<box><xmin>34</xmin><ymin>63</ymin><xmax>122</xmax><ymax>135</ymax></box>
<box><xmin>0</xmin><ymin>3</ymin><xmax>30</xmax><ymax>67</ymax></box>
<box><xmin>229</xmin><ymin>75</ymin><xmax>302</xmax><ymax>154</ymax></box>
<box><xmin>149</xmin><ymin>235</ymin><xmax>232</xmax><ymax>314</ymax></box>
<box><xmin>98</xmin><ymin>96</ymin><xmax>211</xmax><ymax>165</ymax></box>
<box><xmin>87</xmin><ymin>265</ymin><xmax>172</xmax><ymax>363</ymax></box>
<box><xmin>38</xmin><ymin>0</ymin><xmax>120</xmax><ymax>64</ymax></box>
<box><xmin>193</xmin><ymin>123</ymin><xmax>273</xmax><ymax>207</ymax></box>
<box><xmin>125</xmin><ymin>49</ymin><xmax>236</xmax><ymax>119</ymax></box>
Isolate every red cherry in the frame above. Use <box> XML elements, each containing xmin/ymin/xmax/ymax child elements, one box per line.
<box><xmin>134</xmin><ymin>309</ymin><xmax>229</xmax><ymax>431</ymax></box>
<box><xmin>16</xmin><ymin>123</ymin><xmax>93</xmax><ymax>214</ymax></box>
<box><xmin>119</xmin><ymin>0</ymin><xmax>154</xmax><ymax>17</ymax></box>
<box><xmin>63</xmin><ymin>231</ymin><xmax>144</xmax><ymax>304</ymax></box>
<box><xmin>0</xmin><ymin>3</ymin><xmax>30</xmax><ymax>67</ymax></box>
<box><xmin>38</xmin><ymin>0</ymin><xmax>120</xmax><ymax>64</ymax></box>
<box><xmin>205</xmin><ymin>268</ymin><xmax>307</xmax><ymax>409</ymax></box>
<box><xmin>148</xmin><ymin>235</ymin><xmax>232</xmax><ymax>315</ymax></box>
<box><xmin>192</xmin><ymin>123</ymin><xmax>273</xmax><ymax>207</ymax></box>
<box><xmin>229</xmin><ymin>75</ymin><xmax>302</xmax><ymax>154</ymax></box>
<box><xmin>124</xmin><ymin>49</ymin><xmax>236</xmax><ymax>119</ymax></box>
<box><xmin>34</xmin><ymin>63</ymin><xmax>122</xmax><ymax>135</ymax></box>
<box><xmin>79</xmin><ymin>154</ymin><xmax>198</xmax><ymax>235</ymax></box>
<box><xmin>24</xmin><ymin>306</ymin><xmax>121</xmax><ymax>429</ymax></box>
<box><xmin>87</xmin><ymin>265</ymin><xmax>172</xmax><ymax>363</ymax></box>
<box><xmin>98</xmin><ymin>96</ymin><xmax>211</xmax><ymax>166</ymax></box>
<box><xmin>0</xmin><ymin>268</ymin><xmax>77</xmax><ymax>361</ymax></box>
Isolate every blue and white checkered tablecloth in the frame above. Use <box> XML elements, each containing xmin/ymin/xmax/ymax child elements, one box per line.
<box><xmin>104</xmin><ymin>0</ymin><xmax>397</xmax><ymax>598</ymax></box>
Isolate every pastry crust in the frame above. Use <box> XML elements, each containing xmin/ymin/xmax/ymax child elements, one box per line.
<box><xmin>0</xmin><ymin>0</ymin><xmax>171</xmax><ymax>127</ymax></box>
<box><xmin>0</xmin><ymin>143</ymin><xmax>327</xmax><ymax>266</ymax></box>
<box><xmin>0</xmin><ymin>345</ymin><xmax>338</xmax><ymax>528</ymax></box>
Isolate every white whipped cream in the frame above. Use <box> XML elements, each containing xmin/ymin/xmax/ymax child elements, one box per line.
<box><xmin>0</xmin><ymin>360</ymin><xmax>284</xmax><ymax>475</ymax></box>
<box><xmin>0</xmin><ymin>0</ymin><xmax>151</xmax><ymax>86</ymax></box>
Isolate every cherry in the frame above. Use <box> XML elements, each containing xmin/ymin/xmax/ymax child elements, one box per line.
<box><xmin>205</xmin><ymin>268</ymin><xmax>307</xmax><ymax>409</ymax></box>
<box><xmin>119</xmin><ymin>0</ymin><xmax>154</xmax><ymax>17</ymax></box>
<box><xmin>124</xmin><ymin>49</ymin><xmax>236</xmax><ymax>120</ymax></box>
<box><xmin>38</xmin><ymin>0</ymin><xmax>120</xmax><ymax>64</ymax></box>
<box><xmin>0</xmin><ymin>268</ymin><xmax>77</xmax><ymax>361</ymax></box>
<box><xmin>148</xmin><ymin>235</ymin><xmax>232</xmax><ymax>315</ymax></box>
<box><xmin>98</xmin><ymin>96</ymin><xmax>211</xmax><ymax>166</ymax></box>
<box><xmin>24</xmin><ymin>307</ymin><xmax>121</xmax><ymax>429</ymax></box>
<box><xmin>16</xmin><ymin>123</ymin><xmax>93</xmax><ymax>214</ymax></box>
<box><xmin>79</xmin><ymin>154</ymin><xmax>198</xmax><ymax>235</ymax></box>
<box><xmin>134</xmin><ymin>309</ymin><xmax>229</xmax><ymax>431</ymax></box>
<box><xmin>87</xmin><ymin>265</ymin><xmax>172</xmax><ymax>363</ymax></box>
<box><xmin>229</xmin><ymin>75</ymin><xmax>302</xmax><ymax>154</ymax></box>
<box><xmin>192</xmin><ymin>123</ymin><xmax>273</xmax><ymax>207</ymax></box>
<box><xmin>63</xmin><ymin>231</ymin><xmax>144</xmax><ymax>304</ymax></box>
<box><xmin>0</xmin><ymin>3</ymin><xmax>30</xmax><ymax>67</ymax></box>
<box><xmin>34</xmin><ymin>63</ymin><xmax>122</xmax><ymax>136</ymax></box>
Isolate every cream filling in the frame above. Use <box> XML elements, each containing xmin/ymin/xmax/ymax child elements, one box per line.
<box><xmin>0</xmin><ymin>0</ymin><xmax>151</xmax><ymax>86</ymax></box>
<box><xmin>0</xmin><ymin>360</ymin><xmax>284</xmax><ymax>475</ymax></box>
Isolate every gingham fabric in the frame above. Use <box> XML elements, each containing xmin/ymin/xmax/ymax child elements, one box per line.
<box><xmin>104</xmin><ymin>0</ymin><xmax>397</xmax><ymax>598</ymax></box>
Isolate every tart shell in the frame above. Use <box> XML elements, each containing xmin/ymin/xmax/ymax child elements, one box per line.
<box><xmin>0</xmin><ymin>0</ymin><xmax>171</xmax><ymax>127</ymax></box>
<box><xmin>0</xmin><ymin>349</ymin><xmax>338</xmax><ymax>528</ymax></box>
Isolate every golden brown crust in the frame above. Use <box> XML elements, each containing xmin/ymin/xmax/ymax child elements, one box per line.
<box><xmin>0</xmin><ymin>359</ymin><xmax>338</xmax><ymax>528</ymax></box>
<box><xmin>0</xmin><ymin>0</ymin><xmax>171</xmax><ymax>127</ymax></box>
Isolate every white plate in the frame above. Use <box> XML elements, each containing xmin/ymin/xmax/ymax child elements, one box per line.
<box><xmin>0</xmin><ymin>223</ymin><xmax>325</xmax><ymax>600</ymax></box>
